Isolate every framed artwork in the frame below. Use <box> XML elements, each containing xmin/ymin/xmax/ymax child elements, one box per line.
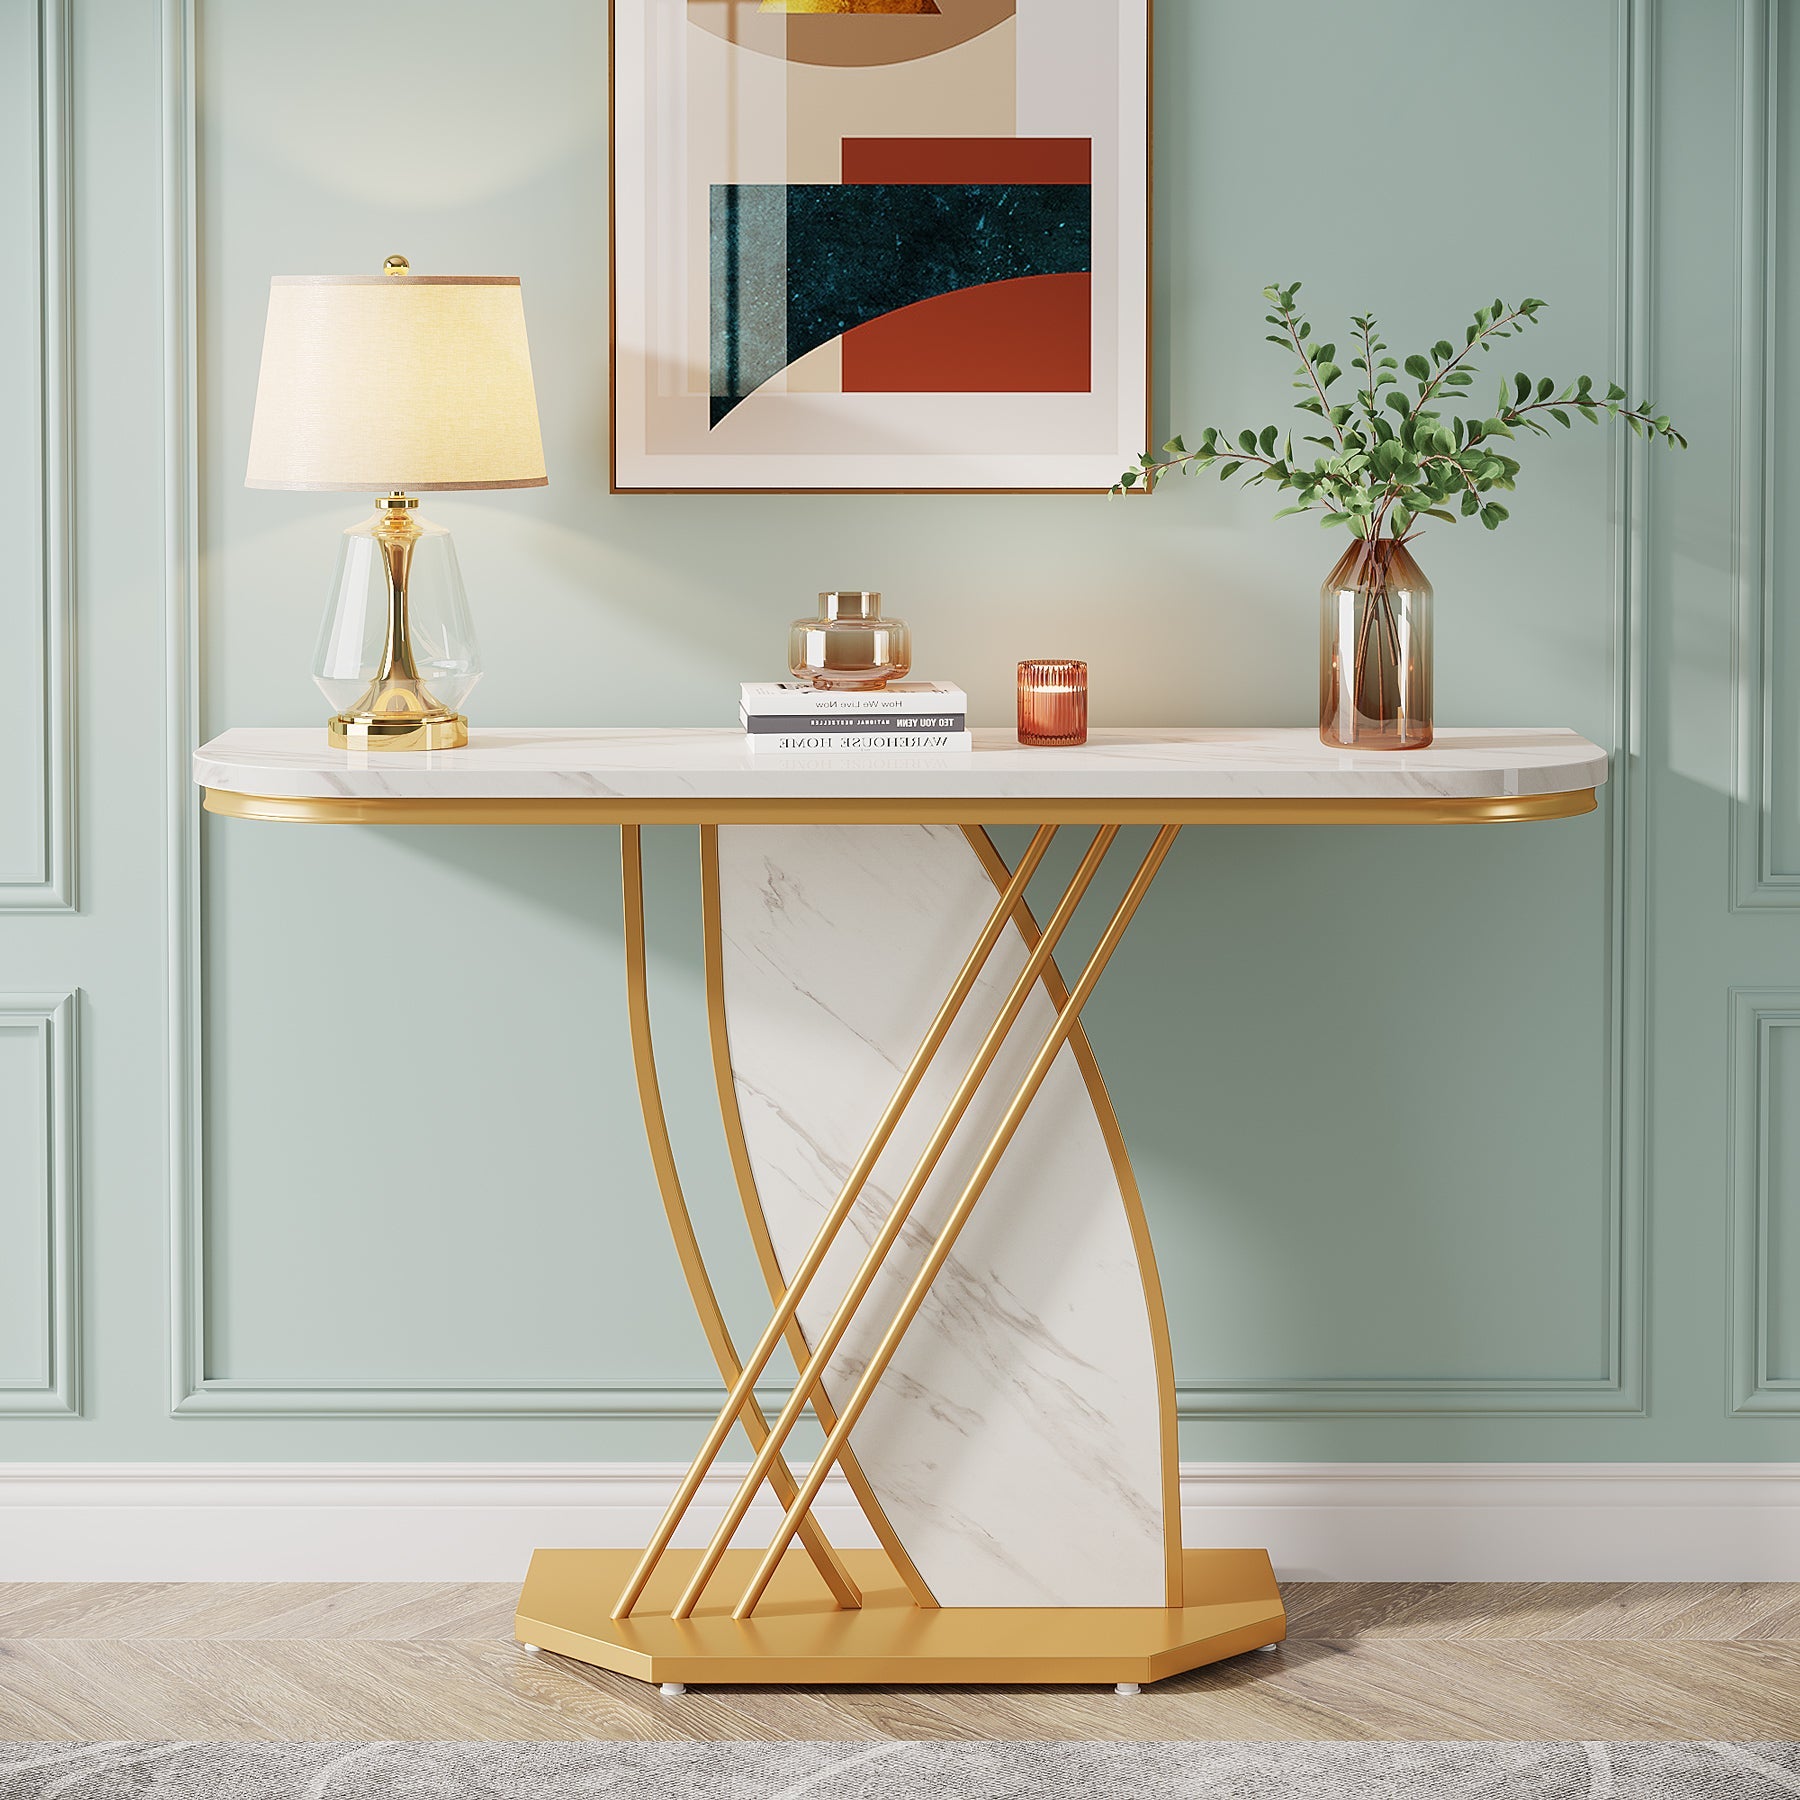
<box><xmin>610</xmin><ymin>0</ymin><xmax>1151</xmax><ymax>493</ymax></box>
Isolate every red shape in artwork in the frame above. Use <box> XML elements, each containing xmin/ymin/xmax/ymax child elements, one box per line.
<box><xmin>841</xmin><ymin>136</ymin><xmax>1091</xmax><ymax>183</ymax></box>
<box><xmin>841</xmin><ymin>273</ymin><xmax>1090</xmax><ymax>393</ymax></box>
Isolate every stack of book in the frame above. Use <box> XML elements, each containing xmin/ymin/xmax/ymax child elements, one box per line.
<box><xmin>740</xmin><ymin>681</ymin><xmax>970</xmax><ymax>753</ymax></box>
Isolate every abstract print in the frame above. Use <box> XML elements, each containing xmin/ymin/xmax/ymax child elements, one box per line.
<box><xmin>613</xmin><ymin>0</ymin><xmax>1148</xmax><ymax>489</ymax></box>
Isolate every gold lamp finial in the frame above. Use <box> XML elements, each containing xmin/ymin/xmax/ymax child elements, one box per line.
<box><xmin>382</xmin><ymin>253</ymin><xmax>410</xmax><ymax>276</ymax></box>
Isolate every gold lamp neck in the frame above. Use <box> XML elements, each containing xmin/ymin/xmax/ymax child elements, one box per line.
<box><xmin>325</xmin><ymin>482</ymin><xmax>466</xmax><ymax>751</ymax></box>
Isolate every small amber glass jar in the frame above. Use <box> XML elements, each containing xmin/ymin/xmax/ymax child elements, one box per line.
<box><xmin>1017</xmin><ymin>660</ymin><xmax>1088</xmax><ymax>747</ymax></box>
<box><xmin>788</xmin><ymin>591</ymin><xmax>912</xmax><ymax>689</ymax></box>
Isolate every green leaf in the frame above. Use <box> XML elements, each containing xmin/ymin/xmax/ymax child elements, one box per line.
<box><xmin>1513</xmin><ymin>372</ymin><xmax>1531</xmax><ymax>404</ymax></box>
<box><xmin>1433</xmin><ymin>340</ymin><xmax>1454</xmax><ymax>362</ymax></box>
<box><xmin>1219</xmin><ymin>459</ymin><xmax>1242</xmax><ymax>478</ymax></box>
<box><xmin>1162</xmin><ymin>435</ymin><xmax>1187</xmax><ymax>456</ymax></box>
<box><xmin>1390</xmin><ymin>503</ymin><xmax>1413</xmax><ymax>536</ymax></box>
<box><xmin>1238</xmin><ymin>430</ymin><xmax>1258</xmax><ymax>454</ymax></box>
<box><xmin>1535</xmin><ymin>376</ymin><xmax>1555</xmax><ymax>401</ymax></box>
<box><xmin>1420</xmin><ymin>508</ymin><xmax>1457</xmax><ymax>523</ymax></box>
<box><xmin>1461</xmin><ymin>490</ymin><xmax>1480</xmax><ymax>516</ymax></box>
<box><xmin>1321</xmin><ymin>511</ymin><xmax>1351</xmax><ymax>528</ymax></box>
<box><xmin>1404</xmin><ymin>354</ymin><xmax>1431</xmax><ymax>381</ymax></box>
<box><xmin>1272</xmin><ymin>504</ymin><xmax>1311</xmax><ymax>519</ymax></box>
<box><xmin>1480</xmin><ymin>501</ymin><xmax>1507</xmax><ymax>530</ymax></box>
<box><xmin>1259</xmin><ymin>424</ymin><xmax>1279</xmax><ymax>456</ymax></box>
<box><xmin>1549</xmin><ymin>408</ymin><xmax>1571</xmax><ymax>428</ymax></box>
<box><xmin>1120</xmin><ymin>469</ymin><xmax>1140</xmax><ymax>488</ymax></box>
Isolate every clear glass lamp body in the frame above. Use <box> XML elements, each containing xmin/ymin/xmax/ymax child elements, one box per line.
<box><xmin>313</xmin><ymin>508</ymin><xmax>482</xmax><ymax>714</ymax></box>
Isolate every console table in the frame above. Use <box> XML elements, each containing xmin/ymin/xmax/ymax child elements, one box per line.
<box><xmin>194</xmin><ymin>725</ymin><xmax>1608</xmax><ymax>1692</ymax></box>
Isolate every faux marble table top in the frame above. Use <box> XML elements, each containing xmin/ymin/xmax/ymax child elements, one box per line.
<box><xmin>194</xmin><ymin>727</ymin><xmax>1608</xmax><ymax>801</ymax></box>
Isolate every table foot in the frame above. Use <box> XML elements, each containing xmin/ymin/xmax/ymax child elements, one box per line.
<box><xmin>1113</xmin><ymin>1682</ymin><xmax>1142</xmax><ymax>1697</ymax></box>
<box><xmin>660</xmin><ymin>1682</ymin><xmax>687</xmax><ymax>1698</ymax></box>
<box><xmin>520</xmin><ymin>1643</ymin><xmax>541</xmax><ymax>1655</ymax></box>
<box><xmin>1257</xmin><ymin>1642</ymin><xmax>1281</xmax><ymax>1654</ymax></box>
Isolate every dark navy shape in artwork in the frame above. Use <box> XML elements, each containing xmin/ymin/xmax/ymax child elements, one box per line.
<box><xmin>709</xmin><ymin>182</ymin><xmax>1091</xmax><ymax>427</ymax></box>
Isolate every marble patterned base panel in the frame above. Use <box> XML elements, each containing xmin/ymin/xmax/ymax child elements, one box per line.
<box><xmin>716</xmin><ymin>824</ymin><xmax>1173</xmax><ymax>1608</ymax></box>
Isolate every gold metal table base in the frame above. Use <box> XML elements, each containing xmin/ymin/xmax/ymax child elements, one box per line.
<box><xmin>515</xmin><ymin>1547</ymin><xmax>1285</xmax><ymax>1686</ymax></box>
<box><xmin>200</xmin><ymin>766</ymin><xmax>1597</xmax><ymax>1694</ymax></box>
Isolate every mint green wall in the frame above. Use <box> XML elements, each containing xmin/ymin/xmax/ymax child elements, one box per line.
<box><xmin>3</xmin><ymin>0</ymin><xmax>1796</xmax><ymax>1464</ymax></box>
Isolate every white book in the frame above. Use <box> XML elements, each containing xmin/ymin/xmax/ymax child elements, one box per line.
<box><xmin>740</xmin><ymin>680</ymin><xmax>967</xmax><ymax>717</ymax></box>
<box><xmin>745</xmin><ymin>730</ymin><xmax>972</xmax><ymax>754</ymax></box>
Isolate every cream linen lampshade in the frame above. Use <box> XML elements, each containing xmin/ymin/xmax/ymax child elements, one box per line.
<box><xmin>246</xmin><ymin>259</ymin><xmax>546</xmax><ymax>752</ymax></box>
<box><xmin>246</xmin><ymin>274</ymin><xmax>546</xmax><ymax>491</ymax></box>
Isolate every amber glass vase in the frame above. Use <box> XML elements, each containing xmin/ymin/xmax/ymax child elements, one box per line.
<box><xmin>1318</xmin><ymin>538</ymin><xmax>1434</xmax><ymax>750</ymax></box>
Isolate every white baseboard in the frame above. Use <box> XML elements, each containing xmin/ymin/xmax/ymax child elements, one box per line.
<box><xmin>2</xmin><ymin>1463</ymin><xmax>1796</xmax><ymax>1583</ymax></box>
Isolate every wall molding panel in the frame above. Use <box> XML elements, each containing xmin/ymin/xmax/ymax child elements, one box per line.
<box><xmin>1730</xmin><ymin>0</ymin><xmax>1795</xmax><ymax>907</ymax></box>
<box><xmin>1</xmin><ymin>0</ymin><xmax>75</xmax><ymax>910</ymax></box>
<box><xmin>1172</xmin><ymin>0</ymin><xmax>1649</xmax><ymax>1417</ymax></box>
<box><xmin>163</xmin><ymin>0</ymin><xmax>207</xmax><ymax>1419</ymax></box>
<box><xmin>1731</xmin><ymin>988</ymin><xmax>1800</xmax><ymax>1413</ymax></box>
<box><xmin>2</xmin><ymin>1462</ymin><xmax>1796</xmax><ymax>1583</ymax></box>
<box><xmin>163</xmin><ymin>0</ymin><xmax>1646</xmax><ymax>1422</ymax></box>
<box><xmin>0</xmin><ymin>992</ymin><xmax>80</xmax><ymax>1416</ymax></box>
<box><xmin>1731</xmin><ymin>0</ymin><xmax>1797</xmax><ymax>908</ymax></box>
<box><xmin>160</xmin><ymin>0</ymin><xmax>766</xmax><ymax>1419</ymax></box>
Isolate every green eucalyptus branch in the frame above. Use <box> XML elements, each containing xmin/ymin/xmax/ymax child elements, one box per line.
<box><xmin>1116</xmin><ymin>282</ymin><xmax>1688</xmax><ymax>540</ymax></box>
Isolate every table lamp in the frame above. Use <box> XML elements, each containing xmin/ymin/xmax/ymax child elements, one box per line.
<box><xmin>245</xmin><ymin>256</ymin><xmax>546</xmax><ymax>750</ymax></box>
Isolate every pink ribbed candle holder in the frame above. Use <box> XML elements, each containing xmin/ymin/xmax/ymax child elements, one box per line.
<box><xmin>1017</xmin><ymin>659</ymin><xmax>1088</xmax><ymax>747</ymax></box>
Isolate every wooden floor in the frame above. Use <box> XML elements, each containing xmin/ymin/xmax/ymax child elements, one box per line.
<box><xmin>1</xmin><ymin>1582</ymin><xmax>1798</xmax><ymax>1741</ymax></box>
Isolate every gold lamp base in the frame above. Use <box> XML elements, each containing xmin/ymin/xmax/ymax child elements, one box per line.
<box><xmin>329</xmin><ymin>710</ymin><xmax>468</xmax><ymax>752</ymax></box>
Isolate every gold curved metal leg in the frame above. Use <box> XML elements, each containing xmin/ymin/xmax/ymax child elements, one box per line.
<box><xmin>960</xmin><ymin>826</ymin><xmax>1186</xmax><ymax>1608</ymax></box>
<box><xmin>673</xmin><ymin>826</ymin><xmax>1122</xmax><ymax>1621</ymax></box>
<box><xmin>731</xmin><ymin>825</ymin><xmax>1182</xmax><ymax>1619</ymax></box>
<box><xmin>698</xmin><ymin>825</ymin><xmax>941</xmax><ymax>1611</ymax></box>
<box><xmin>617</xmin><ymin>825</ymin><xmax>860</xmax><ymax>1614</ymax></box>
<box><xmin>611</xmin><ymin>822</ymin><xmax>1060</xmax><ymax>1621</ymax></box>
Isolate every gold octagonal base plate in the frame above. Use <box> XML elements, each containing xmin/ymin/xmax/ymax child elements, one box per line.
<box><xmin>515</xmin><ymin>1547</ymin><xmax>1285</xmax><ymax>1687</ymax></box>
